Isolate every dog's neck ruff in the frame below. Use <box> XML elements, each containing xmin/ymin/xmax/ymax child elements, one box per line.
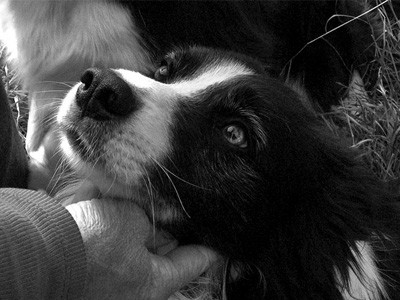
<box><xmin>338</xmin><ymin>241</ymin><xmax>387</xmax><ymax>300</ymax></box>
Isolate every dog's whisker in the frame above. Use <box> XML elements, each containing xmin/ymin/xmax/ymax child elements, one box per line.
<box><xmin>150</xmin><ymin>158</ymin><xmax>191</xmax><ymax>219</ymax></box>
<box><xmin>87</xmin><ymin>152</ymin><xmax>105</xmax><ymax>178</ymax></box>
<box><xmin>143</xmin><ymin>168</ymin><xmax>157</xmax><ymax>251</ymax></box>
<box><xmin>32</xmin><ymin>89</ymin><xmax>69</xmax><ymax>94</ymax></box>
<box><xmin>153</xmin><ymin>156</ymin><xmax>209</xmax><ymax>191</ymax></box>
<box><xmin>32</xmin><ymin>97</ymin><xmax>66</xmax><ymax>102</ymax></box>
<box><xmin>30</xmin><ymin>101</ymin><xmax>58</xmax><ymax>109</ymax></box>
<box><xmin>46</xmin><ymin>155</ymin><xmax>69</xmax><ymax>195</ymax></box>
<box><xmin>36</xmin><ymin>81</ymin><xmax>76</xmax><ymax>88</ymax></box>
<box><xmin>102</xmin><ymin>171</ymin><xmax>118</xmax><ymax>198</ymax></box>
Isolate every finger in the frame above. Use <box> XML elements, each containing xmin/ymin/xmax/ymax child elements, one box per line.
<box><xmin>146</xmin><ymin>230</ymin><xmax>178</xmax><ymax>255</ymax></box>
<box><xmin>66</xmin><ymin>200</ymin><xmax>105</xmax><ymax>238</ymax></box>
<box><xmin>153</xmin><ymin>245</ymin><xmax>219</xmax><ymax>294</ymax></box>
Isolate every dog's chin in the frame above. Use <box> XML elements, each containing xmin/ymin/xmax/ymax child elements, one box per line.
<box><xmin>59</xmin><ymin>133</ymin><xmax>184</xmax><ymax>225</ymax></box>
<box><xmin>59</xmin><ymin>132</ymin><xmax>128</xmax><ymax>196</ymax></box>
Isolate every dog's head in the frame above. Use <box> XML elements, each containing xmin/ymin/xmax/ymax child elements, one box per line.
<box><xmin>57</xmin><ymin>46</ymin><xmax>381</xmax><ymax>298</ymax></box>
<box><xmin>58</xmin><ymin>47</ymin><xmax>290</xmax><ymax>250</ymax></box>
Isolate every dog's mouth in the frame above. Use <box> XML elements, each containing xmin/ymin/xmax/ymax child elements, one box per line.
<box><xmin>59</xmin><ymin>120</ymin><xmax>144</xmax><ymax>198</ymax></box>
<box><xmin>60</xmin><ymin>121</ymin><xmax>186</xmax><ymax>224</ymax></box>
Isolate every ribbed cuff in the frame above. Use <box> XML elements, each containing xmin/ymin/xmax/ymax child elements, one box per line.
<box><xmin>0</xmin><ymin>188</ymin><xmax>87</xmax><ymax>299</ymax></box>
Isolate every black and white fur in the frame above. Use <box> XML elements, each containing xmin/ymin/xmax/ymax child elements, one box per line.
<box><xmin>0</xmin><ymin>0</ymin><xmax>381</xmax><ymax>188</ymax></box>
<box><xmin>57</xmin><ymin>46</ymin><xmax>400</xmax><ymax>300</ymax></box>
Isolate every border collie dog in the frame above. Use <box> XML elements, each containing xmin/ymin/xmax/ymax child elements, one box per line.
<box><xmin>0</xmin><ymin>0</ymin><xmax>380</xmax><ymax>182</ymax></box>
<box><xmin>57</xmin><ymin>46</ymin><xmax>400</xmax><ymax>300</ymax></box>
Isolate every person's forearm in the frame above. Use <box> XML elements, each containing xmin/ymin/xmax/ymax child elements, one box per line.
<box><xmin>0</xmin><ymin>188</ymin><xmax>86</xmax><ymax>299</ymax></box>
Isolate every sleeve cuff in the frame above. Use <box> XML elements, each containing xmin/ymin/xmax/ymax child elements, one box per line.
<box><xmin>0</xmin><ymin>188</ymin><xmax>87</xmax><ymax>299</ymax></box>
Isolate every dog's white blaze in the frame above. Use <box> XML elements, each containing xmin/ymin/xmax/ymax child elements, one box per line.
<box><xmin>338</xmin><ymin>241</ymin><xmax>386</xmax><ymax>300</ymax></box>
<box><xmin>171</xmin><ymin>63</ymin><xmax>254</xmax><ymax>96</ymax></box>
<box><xmin>116</xmin><ymin>62</ymin><xmax>253</xmax><ymax>97</ymax></box>
<box><xmin>114</xmin><ymin>69</ymin><xmax>163</xmax><ymax>90</ymax></box>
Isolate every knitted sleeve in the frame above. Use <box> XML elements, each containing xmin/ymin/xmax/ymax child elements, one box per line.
<box><xmin>0</xmin><ymin>188</ymin><xmax>87</xmax><ymax>299</ymax></box>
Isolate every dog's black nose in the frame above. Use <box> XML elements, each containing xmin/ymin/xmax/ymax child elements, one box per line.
<box><xmin>76</xmin><ymin>68</ymin><xmax>136</xmax><ymax>120</ymax></box>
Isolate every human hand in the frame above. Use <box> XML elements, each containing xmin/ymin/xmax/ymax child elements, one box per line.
<box><xmin>66</xmin><ymin>199</ymin><xmax>218</xmax><ymax>300</ymax></box>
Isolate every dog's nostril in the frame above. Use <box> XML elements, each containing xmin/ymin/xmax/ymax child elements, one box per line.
<box><xmin>80</xmin><ymin>69</ymin><xmax>95</xmax><ymax>90</ymax></box>
<box><xmin>75</xmin><ymin>68</ymin><xmax>137</xmax><ymax>121</ymax></box>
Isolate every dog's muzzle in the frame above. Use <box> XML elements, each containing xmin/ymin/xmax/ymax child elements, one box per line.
<box><xmin>76</xmin><ymin>68</ymin><xmax>137</xmax><ymax>120</ymax></box>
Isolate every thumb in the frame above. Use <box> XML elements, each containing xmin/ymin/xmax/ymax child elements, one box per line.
<box><xmin>152</xmin><ymin>245</ymin><xmax>219</xmax><ymax>296</ymax></box>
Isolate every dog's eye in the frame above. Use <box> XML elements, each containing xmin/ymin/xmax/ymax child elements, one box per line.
<box><xmin>223</xmin><ymin>124</ymin><xmax>248</xmax><ymax>148</ymax></box>
<box><xmin>154</xmin><ymin>61</ymin><xmax>170</xmax><ymax>82</ymax></box>
<box><xmin>155</xmin><ymin>66</ymin><xmax>169</xmax><ymax>79</ymax></box>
